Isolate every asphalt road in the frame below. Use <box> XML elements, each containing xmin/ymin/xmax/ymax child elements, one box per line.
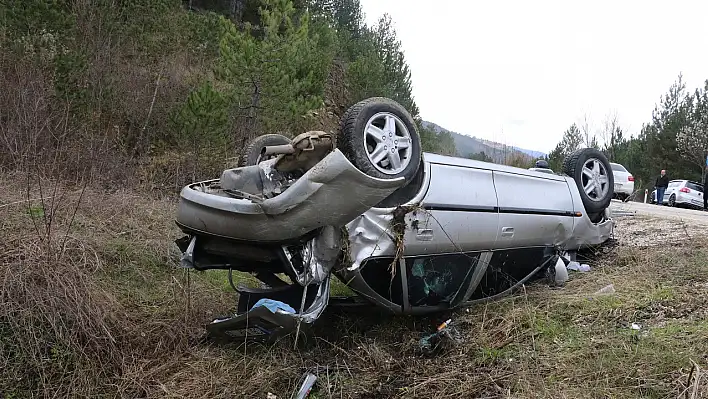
<box><xmin>609</xmin><ymin>199</ymin><xmax>708</xmax><ymax>225</ymax></box>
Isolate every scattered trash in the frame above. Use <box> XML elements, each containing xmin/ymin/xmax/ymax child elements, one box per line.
<box><xmin>292</xmin><ymin>373</ymin><xmax>318</xmax><ymax>399</ymax></box>
<box><xmin>567</xmin><ymin>261</ymin><xmax>591</xmax><ymax>272</ymax></box>
<box><xmin>594</xmin><ymin>284</ymin><xmax>616</xmax><ymax>295</ymax></box>
<box><xmin>250</xmin><ymin>298</ymin><xmax>296</xmax><ymax>314</ymax></box>
<box><xmin>631</xmin><ymin>323</ymin><xmax>642</xmax><ymax>330</ymax></box>
<box><xmin>550</xmin><ymin>257</ymin><xmax>569</xmax><ymax>286</ymax></box>
<box><xmin>611</xmin><ymin>210</ymin><xmax>636</xmax><ymax>218</ymax></box>
<box><xmin>267</xmin><ymin>393</ymin><xmax>277</xmax><ymax>399</ymax></box>
<box><xmin>419</xmin><ymin>319</ymin><xmax>462</xmax><ymax>356</ymax></box>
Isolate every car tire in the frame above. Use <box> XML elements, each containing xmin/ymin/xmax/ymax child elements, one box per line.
<box><xmin>562</xmin><ymin>148</ymin><xmax>614</xmax><ymax>220</ymax></box>
<box><xmin>239</xmin><ymin>134</ymin><xmax>291</xmax><ymax>167</ymax></box>
<box><xmin>337</xmin><ymin>97</ymin><xmax>422</xmax><ymax>182</ymax></box>
<box><xmin>669</xmin><ymin>194</ymin><xmax>676</xmax><ymax>207</ymax></box>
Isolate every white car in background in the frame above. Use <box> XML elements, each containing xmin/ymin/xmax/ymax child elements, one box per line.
<box><xmin>650</xmin><ymin>180</ymin><xmax>704</xmax><ymax>208</ymax></box>
<box><xmin>610</xmin><ymin>162</ymin><xmax>634</xmax><ymax>201</ymax></box>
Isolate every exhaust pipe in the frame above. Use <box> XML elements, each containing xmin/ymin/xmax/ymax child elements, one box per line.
<box><xmin>261</xmin><ymin>144</ymin><xmax>295</xmax><ymax>156</ymax></box>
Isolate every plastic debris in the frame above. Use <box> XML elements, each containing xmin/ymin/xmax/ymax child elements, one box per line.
<box><xmin>419</xmin><ymin>319</ymin><xmax>462</xmax><ymax>355</ymax></box>
<box><xmin>631</xmin><ymin>323</ymin><xmax>642</xmax><ymax>330</ymax></box>
<box><xmin>250</xmin><ymin>298</ymin><xmax>296</xmax><ymax>314</ymax></box>
<box><xmin>293</xmin><ymin>373</ymin><xmax>317</xmax><ymax>399</ymax></box>
<box><xmin>551</xmin><ymin>257</ymin><xmax>569</xmax><ymax>286</ymax></box>
<box><xmin>567</xmin><ymin>261</ymin><xmax>591</xmax><ymax>272</ymax></box>
<box><xmin>594</xmin><ymin>284</ymin><xmax>616</xmax><ymax>295</ymax></box>
<box><xmin>267</xmin><ymin>393</ymin><xmax>277</xmax><ymax>399</ymax></box>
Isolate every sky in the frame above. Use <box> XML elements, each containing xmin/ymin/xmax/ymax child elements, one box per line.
<box><xmin>357</xmin><ymin>0</ymin><xmax>708</xmax><ymax>154</ymax></box>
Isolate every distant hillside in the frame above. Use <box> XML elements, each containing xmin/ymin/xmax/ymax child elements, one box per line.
<box><xmin>422</xmin><ymin>121</ymin><xmax>546</xmax><ymax>164</ymax></box>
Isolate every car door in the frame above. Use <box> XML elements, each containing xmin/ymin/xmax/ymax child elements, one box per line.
<box><xmin>492</xmin><ymin>170</ymin><xmax>575</xmax><ymax>249</ymax></box>
<box><xmin>404</xmin><ymin>162</ymin><xmax>500</xmax><ymax>255</ymax></box>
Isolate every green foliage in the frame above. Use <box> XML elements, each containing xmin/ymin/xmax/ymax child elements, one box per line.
<box><xmin>548</xmin><ymin>123</ymin><xmax>582</xmax><ymax>172</ymax></box>
<box><xmin>115</xmin><ymin>0</ymin><xmax>190</xmax><ymax>60</ymax></box>
<box><xmin>467</xmin><ymin>151</ymin><xmax>494</xmax><ymax>163</ymax></box>
<box><xmin>676</xmin><ymin>81</ymin><xmax>708</xmax><ymax>179</ymax></box>
<box><xmin>2</xmin><ymin>0</ymin><xmax>74</xmax><ymax>39</ymax></box>
<box><xmin>346</xmin><ymin>14</ymin><xmax>418</xmax><ymax>118</ymax></box>
<box><xmin>53</xmin><ymin>49</ymin><xmax>89</xmax><ymax>110</ymax></box>
<box><xmin>418</xmin><ymin>124</ymin><xmax>457</xmax><ymax>155</ymax></box>
<box><xmin>172</xmin><ymin>81</ymin><xmax>231</xmax><ymax>149</ymax></box>
<box><xmin>1</xmin><ymin>0</ymin><xmax>426</xmax><ymax>187</ymax></box>
<box><xmin>214</xmin><ymin>0</ymin><xmax>333</xmax><ymax>135</ymax></box>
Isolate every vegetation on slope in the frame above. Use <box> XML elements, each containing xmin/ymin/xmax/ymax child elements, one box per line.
<box><xmin>0</xmin><ymin>0</ymin><xmax>455</xmax><ymax>192</ymax></box>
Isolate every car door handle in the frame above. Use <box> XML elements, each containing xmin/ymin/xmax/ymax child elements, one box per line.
<box><xmin>416</xmin><ymin>228</ymin><xmax>433</xmax><ymax>241</ymax></box>
<box><xmin>501</xmin><ymin>227</ymin><xmax>514</xmax><ymax>238</ymax></box>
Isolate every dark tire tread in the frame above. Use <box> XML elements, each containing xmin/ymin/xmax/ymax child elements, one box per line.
<box><xmin>337</xmin><ymin>97</ymin><xmax>422</xmax><ymax>182</ymax></box>
<box><xmin>562</xmin><ymin>147</ymin><xmax>614</xmax><ymax>222</ymax></box>
<box><xmin>239</xmin><ymin>133</ymin><xmax>291</xmax><ymax>167</ymax></box>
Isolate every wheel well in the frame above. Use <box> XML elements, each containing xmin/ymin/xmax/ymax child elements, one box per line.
<box><xmin>373</xmin><ymin>160</ymin><xmax>426</xmax><ymax>208</ymax></box>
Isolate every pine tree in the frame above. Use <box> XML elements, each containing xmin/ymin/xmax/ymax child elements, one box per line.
<box><xmin>215</xmin><ymin>0</ymin><xmax>332</xmax><ymax>138</ymax></box>
<box><xmin>548</xmin><ymin>123</ymin><xmax>583</xmax><ymax>171</ymax></box>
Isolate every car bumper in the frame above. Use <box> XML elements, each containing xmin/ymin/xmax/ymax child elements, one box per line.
<box><xmin>175</xmin><ymin>149</ymin><xmax>406</xmax><ymax>242</ymax></box>
<box><xmin>614</xmin><ymin>181</ymin><xmax>634</xmax><ymax>195</ymax></box>
<box><xmin>676</xmin><ymin>193</ymin><xmax>703</xmax><ymax>208</ymax></box>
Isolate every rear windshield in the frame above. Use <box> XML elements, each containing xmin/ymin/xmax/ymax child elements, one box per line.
<box><xmin>687</xmin><ymin>182</ymin><xmax>704</xmax><ymax>192</ymax></box>
<box><xmin>610</xmin><ymin>163</ymin><xmax>627</xmax><ymax>172</ymax></box>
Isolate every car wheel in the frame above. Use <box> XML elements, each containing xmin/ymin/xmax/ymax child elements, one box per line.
<box><xmin>669</xmin><ymin>194</ymin><xmax>676</xmax><ymax>207</ymax></box>
<box><xmin>337</xmin><ymin>97</ymin><xmax>422</xmax><ymax>182</ymax></box>
<box><xmin>562</xmin><ymin>148</ymin><xmax>614</xmax><ymax>219</ymax></box>
<box><xmin>238</xmin><ymin>134</ymin><xmax>291</xmax><ymax>167</ymax></box>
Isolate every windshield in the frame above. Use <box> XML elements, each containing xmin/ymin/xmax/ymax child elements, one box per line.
<box><xmin>610</xmin><ymin>163</ymin><xmax>627</xmax><ymax>172</ymax></box>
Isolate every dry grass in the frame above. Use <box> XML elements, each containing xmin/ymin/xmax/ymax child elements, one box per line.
<box><xmin>1</xmin><ymin>175</ymin><xmax>707</xmax><ymax>398</ymax></box>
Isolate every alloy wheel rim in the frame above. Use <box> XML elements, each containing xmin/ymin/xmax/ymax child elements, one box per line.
<box><xmin>363</xmin><ymin>112</ymin><xmax>413</xmax><ymax>175</ymax></box>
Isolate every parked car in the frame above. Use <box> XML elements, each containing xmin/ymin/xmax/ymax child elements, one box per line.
<box><xmin>609</xmin><ymin>162</ymin><xmax>634</xmax><ymax>201</ymax></box>
<box><xmin>173</xmin><ymin>97</ymin><xmax>616</xmax><ymax>341</ymax></box>
<box><xmin>650</xmin><ymin>180</ymin><xmax>704</xmax><ymax>208</ymax></box>
<box><xmin>528</xmin><ymin>159</ymin><xmax>555</xmax><ymax>175</ymax></box>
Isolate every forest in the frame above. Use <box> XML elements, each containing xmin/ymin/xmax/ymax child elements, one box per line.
<box><xmin>546</xmin><ymin>75</ymin><xmax>708</xmax><ymax>194</ymax></box>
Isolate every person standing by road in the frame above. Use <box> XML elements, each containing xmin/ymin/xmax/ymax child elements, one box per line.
<box><xmin>654</xmin><ymin>169</ymin><xmax>669</xmax><ymax>205</ymax></box>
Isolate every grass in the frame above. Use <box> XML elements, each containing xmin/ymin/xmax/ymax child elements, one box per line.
<box><xmin>1</xmin><ymin>174</ymin><xmax>707</xmax><ymax>398</ymax></box>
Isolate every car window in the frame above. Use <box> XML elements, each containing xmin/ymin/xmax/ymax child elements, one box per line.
<box><xmin>668</xmin><ymin>181</ymin><xmax>682</xmax><ymax>188</ymax></box>
<box><xmin>687</xmin><ymin>182</ymin><xmax>704</xmax><ymax>192</ymax></box>
<box><xmin>610</xmin><ymin>164</ymin><xmax>627</xmax><ymax>172</ymax></box>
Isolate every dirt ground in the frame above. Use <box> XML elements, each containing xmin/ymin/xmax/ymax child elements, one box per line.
<box><xmin>2</xmin><ymin>179</ymin><xmax>707</xmax><ymax>398</ymax></box>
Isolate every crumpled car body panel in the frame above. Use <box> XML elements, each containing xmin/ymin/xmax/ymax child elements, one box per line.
<box><xmin>175</xmin><ymin>149</ymin><xmax>405</xmax><ymax>242</ymax></box>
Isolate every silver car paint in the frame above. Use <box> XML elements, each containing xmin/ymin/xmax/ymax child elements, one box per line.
<box><xmin>175</xmin><ymin>149</ymin><xmax>406</xmax><ymax>242</ymax></box>
<box><xmin>342</xmin><ymin>152</ymin><xmax>614</xmax><ymax>270</ymax></box>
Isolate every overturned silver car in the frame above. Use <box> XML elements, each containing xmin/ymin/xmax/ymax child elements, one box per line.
<box><xmin>174</xmin><ymin>97</ymin><xmax>615</xmax><ymax>341</ymax></box>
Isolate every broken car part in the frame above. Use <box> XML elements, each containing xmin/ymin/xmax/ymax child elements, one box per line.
<box><xmin>292</xmin><ymin>373</ymin><xmax>318</xmax><ymax>399</ymax></box>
